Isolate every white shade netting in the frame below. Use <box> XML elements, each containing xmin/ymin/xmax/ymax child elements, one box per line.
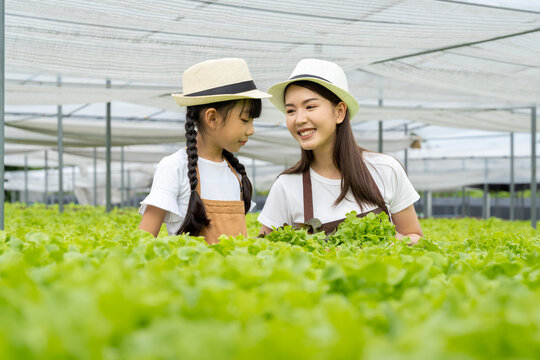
<box><xmin>5</xmin><ymin>82</ymin><xmax>535</xmax><ymax>133</ymax></box>
<box><xmin>5</xmin><ymin>0</ymin><xmax>539</xmax><ymax>104</ymax></box>
<box><xmin>6</xmin><ymin>118</ymin><xmax>185</xmax><ymax>146</ymax></box>
<box><xmin>4</xmin><ymin>151</ymin><xmax>94</xmax><ymax>168</ymax></box>
<box><xmin>5</xmin><ymin>126</ymin><xmax>96</xmax><ymax>147</ymax></box>
<box><xmin>407</xmin><ymin>156</ymin><xmax>538</xmax><ymax>192</ymax></box>
<box><xmin>5</xmin><ymin>84</ymin><xmax>175</xmax><ymax>107</ymax></box>
<box><xmin>5</xmin><ymin>116</ymin><xmax>419</xmax><ymax>160</ymax></box>
<box><xmin>7</xmin><ymin>154</ymin><xmax>539</xmax><ymax>203</ymax></box>
<box><xmin>4</xmin><ymin>0</ymin><xmax>540</xmax><ymax>207</ymax></box>
<box><xmin>4</xmin><ymin>143</ymin><xmax>50</xmax><ymax>156</ymax></box>
<box><xmin>5</xmin><ymin>162</ymin><xmax>155</xmax><ymax>206</ymax></box>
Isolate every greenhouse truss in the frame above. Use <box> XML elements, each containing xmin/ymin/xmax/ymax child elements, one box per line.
<box><xmin>1</xmin><ymin>0</ymin><xmax>540</xmax><ymax>228</ymax></box>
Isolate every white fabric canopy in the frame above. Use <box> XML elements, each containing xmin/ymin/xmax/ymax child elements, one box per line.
<box><xmin>408</xmin><ymin>156</ymin><xmax>537</xmax><ymax>191</ymax></box>
<box><xmin>6</xmin><ymin>82</ymin><xmax>532</xmax><ymax>133</ymax></box>
<box><xmin>5</xmin><ymin>116</ymin><xmax>419</xmax><ymax>164</ymax></box>
<box><xmin>5</xmin><ymin>0</ymin><xmax>540</xmax><ymax>131</ymax></box>
<box><xmin>5</xmin><ymin>126</ymin><xmax>96</xmax><ymax>147</ymax></box>
<box><xmin>6</xmin><ymin>117</ymin><xmax>186</xmax><ymax>146</ymax></box>
<box><xmin>5</xmin><ymin>163</ymin><xmax>154</xmax><ymax>205</ymax></box>
<box><xmin>4</xmin><ymin>0</ymin><xmax>540</xmax><ymax>205</ymax></box>
<box><xmin>6</xmin><ymin>83</ymin><xmax>175</xmax><ymax>106</ymax></box>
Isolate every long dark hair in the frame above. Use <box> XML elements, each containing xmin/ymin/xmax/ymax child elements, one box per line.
<box><xmin>282</xmin><ymin>81</ymin><xmax>388</xmax><ymax>214</ymax></box>
<box><xmin>177</xmin><ymin>99</ymin><xmax>261</xmax><ymax>236</ymax></box>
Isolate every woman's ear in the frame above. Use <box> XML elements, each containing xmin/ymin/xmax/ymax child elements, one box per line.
<box><xmin>335</xmin><ymin>102</ymin><xmax>347</xmax><ymax>124</ymax></box>
<box><xmin>202</xmin><ymin>108</ymin><xmax>220</xmax><ymax>129</ymax></box>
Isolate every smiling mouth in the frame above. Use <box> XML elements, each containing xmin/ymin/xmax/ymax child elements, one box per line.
<box><xmin>239</xmin><ymin>141</ymin><xmax>247</xmax><ymax>145</ymax></box>
<box><xmin>298</xmin><ymin>129</ymin><xmax>316</xmax><ymax>137</ymax></box>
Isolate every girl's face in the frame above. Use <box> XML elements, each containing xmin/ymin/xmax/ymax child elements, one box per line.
<box><xmin>214</xmin><ymin>102</ymin><xmax>255</xmax><ymax>153</ymax></box>
<box><xmin>284</xmin><ymin>84</ymin><xmax>345</xmax><ymax>152</ymax></box>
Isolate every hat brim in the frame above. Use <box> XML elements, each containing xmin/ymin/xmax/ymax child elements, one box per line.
<box><xmin>172</xmin><ymin>89</ymin><xmax>271</xmax><ymax>107</ymax></box>
<box><xmin>267</xmin><ymin>77</ymin><xmax>359</xmax><ymax>119</ymax></box>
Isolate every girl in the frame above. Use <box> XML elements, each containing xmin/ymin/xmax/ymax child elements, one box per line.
<box><xmin>139</xmin><ymin>58</ymin><xmax>270</xmax><ymax>244</ymax></box>
<box><xmin>258</xmin><ymin>59</ymin><xmax>423</xmax><ymax>244</ymax></box>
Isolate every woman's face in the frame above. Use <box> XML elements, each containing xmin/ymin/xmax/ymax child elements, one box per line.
<box><xmin>284</xmin><ymin>84</ymin><xmax>345</xmax><ymax>152</ymax></box>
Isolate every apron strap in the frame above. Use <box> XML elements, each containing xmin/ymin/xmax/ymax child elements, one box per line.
<box><xmin>195</xmin><ymin>159</ymin><xmax>243</xmax><ymax>199</ymax></box>
<box><xmin>303</xmin><ymin>170</ymin><xmax>314</xmax><ymax>223</ymax></box>
<box><xmin>225</xmin><ymin>160</ymin><xmax>244</xmax><ymax>199</ymax></box>
<box><xmin>302</xmin><ymin>168</ymin><xmax>390</xmax><ymax>223</ymax></box>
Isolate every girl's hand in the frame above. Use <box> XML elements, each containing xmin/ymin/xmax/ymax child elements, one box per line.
<box><xmin>139</xmin><ymin>205</ymin><xmax>167</xmax><ymax>237</ymax></box>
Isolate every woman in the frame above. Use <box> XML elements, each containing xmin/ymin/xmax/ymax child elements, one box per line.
<box><xmin>258</xmin><ymin>59</ymin><xmax>422</xmax><ymax>244</ymax></box>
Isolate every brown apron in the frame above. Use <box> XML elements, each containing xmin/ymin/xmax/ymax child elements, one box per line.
<box><xmin>196</xmin><ymin>161</ymin><xmax>247</xmax><ymax>245</ymax></box>
<box><xmin>301</xmin><ymin>170</ymin><xmax>389</xmax><ymax>234</ymax></box>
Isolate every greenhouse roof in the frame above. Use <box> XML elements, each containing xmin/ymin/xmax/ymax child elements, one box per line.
<box><xmin>3</xmin><ymin>0</ymin><xmax>540</xmax><ymax>203</ymax></box>
<box><xmin>4</xmin><ymin>0</ymin><xmax>540</xmax><ymax>133</ymax></box>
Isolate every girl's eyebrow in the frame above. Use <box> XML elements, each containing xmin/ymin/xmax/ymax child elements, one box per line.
<box><xmin>240</xmin><ymin>108</ymin><xmax>251</xmax><ymax>117</ymax></box>
<box><xmin>285</xmin><ymin>98</ymin><xmax>319</xmax><ymax>107</ymax></box>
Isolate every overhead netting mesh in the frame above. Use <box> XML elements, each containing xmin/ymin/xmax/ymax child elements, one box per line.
<box><xmin>5</xmin><ymin>0</ymin><xmax>540</xmax><ymax>130</ymax></box>
<box><xmin>4</xmin><ymin>0</ymin><xmax>540</xmax><ymax>202</ymax></box>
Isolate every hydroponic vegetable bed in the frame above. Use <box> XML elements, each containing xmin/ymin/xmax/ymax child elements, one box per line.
<box><xmin>1</xmin><ymin>203</ymin><xmax>540</xmax><ymax>359</ymax></box>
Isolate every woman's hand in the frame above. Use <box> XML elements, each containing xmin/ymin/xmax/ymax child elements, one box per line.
<box><xmin>259</xmin><ymin>224</ymin><xmax>272</xmax><ymax>236</ymax></box>
<box><xmin>392</xmin><ymin>205</ymin><xmax>423</xmax><ymax>245</ymax></box>
<box><xmin>395</xmin><ymin>231</ymin><xmax>421</xmax><ymax>245</ymax></box>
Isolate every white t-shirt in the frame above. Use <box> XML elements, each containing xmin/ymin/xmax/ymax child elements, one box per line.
<box><xmin>258</xmin><ymin>152</ymin><xmax>420</xmax><ymax>228</ymax></box>
<box><xmin>139</xmin><ymin>148</ymin><xmax>246</xmax><ymax>235</ymax></box>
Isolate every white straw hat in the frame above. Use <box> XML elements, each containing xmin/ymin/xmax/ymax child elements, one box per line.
<box><xmin>267</xmin><ymin>59</ymin><xmax>359</xmax><ymax>118</ymax></box>
<box><xmin>172</xmin><ymin>58</ymin><xmax>271</xmax><ymax>107</ymax></box>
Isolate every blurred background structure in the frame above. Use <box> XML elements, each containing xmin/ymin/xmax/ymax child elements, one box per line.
<box><xmin>2</xmin><ymin>0</ymin><xmax>540</xmax><ymax>225</ymax></box>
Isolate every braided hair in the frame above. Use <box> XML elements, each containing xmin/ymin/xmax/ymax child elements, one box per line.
<box><xmin>222</xmin><ymin>149</ymin><xmax>253</xmax><ymax>213</ymax></box>
<box><xmin>177</xmin><ymin>99</ymin><xmax>261</xmax><ymax>236</ymax></box>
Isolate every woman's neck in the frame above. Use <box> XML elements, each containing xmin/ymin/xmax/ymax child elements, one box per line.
<box><xmin>195</xmin><ymin>133</ymin><xmax>224</xmax><ymax>162</ymax></box>
<box><xmin>311</xmin><ymin>142</ymin><xmax>341</xmax><ymax>179</ymax></box>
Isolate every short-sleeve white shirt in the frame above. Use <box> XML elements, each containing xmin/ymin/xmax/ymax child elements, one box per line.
<box><xmin>139</xmin><ymin>148</ymin><xmax>245</xmax><ymax>235</ymax></box>
<box><xmin>258</xmin><ymin>152</ymin><xmax>420</xmax><ymax>228</ymax></box>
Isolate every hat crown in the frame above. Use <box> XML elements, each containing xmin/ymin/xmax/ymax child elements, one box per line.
<box><xmin>267</xmin><ymin>58</ymin><xmax>359</xmax><ymax>118</ymax></box>
<box><xmin>289</xmin><ymin>59</ymin><xmax>349</xmax><ymax>92</ymax></box>
<box><xmin>182</xmin><ymin>58</ymin><xmax>254</xmax><ymax>95</ymax></box>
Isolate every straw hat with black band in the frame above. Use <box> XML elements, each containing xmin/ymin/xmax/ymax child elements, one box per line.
<box><xmin>172</xmin><ymin>58</ymin><xmax>271</xmax><ymax>107</ymax></box>
<box><xmin>267</xmin><ymin>59</ymin><xmax>359</xmax><ymax>119</ymax></box>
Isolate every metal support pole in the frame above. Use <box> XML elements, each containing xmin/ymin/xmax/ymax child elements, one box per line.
<box><xmin>44</xmin><ymin>150</ymin><xmax>48</xmax><ymax>204</ymax></box>
<box><xmin>484</xmin><ymin>187</ymin><xmax>491</xmax><ymax>219</ymax></box>
<box><xmin>510</xmin><ymin>132</ymin><xmax>515</xmax><ymax>220</ymax></box>
<box><xmin>521</xmin><ymin>190</ymin><xmax>524</xmax><ymax>220</ymax></box>
<box><xmin>483</xmin><ymin>158</ymin><xmax>489</xmax><ymax>219</ymax></box>
<box><xmin>1</xmin><ymin>0</ymin><xmax>5</xmax><ymax>229</ymax></box>
<box><xmin>252</xmin><ymin>157</ymin><xmax>256</xmax><ymax>198</ymax></box>
<box><xmin>462</xmin><ymin>186</ymin><xmax>466</xmax><ymax>217</ymax></box>
<box><xmin>378</xmin><ymin>121</ymin><xmax>383</xmax><ymax>153</ymax></box>
<box><xmin>93</xmin><ymin>147</ymin><xmax>97</xmax><ymax>206</ymax></box>
<box><xmin>453</xmin><ymin>191</ymin><xmax>458</xmax><ymax>217</ymax></box>
<box><xmin>404</xmin><ymin>123</ymin><xmax>408</xmax><ymax>174</ymax></box>
<box><xmin>127</xmin><ymin>169</ymin><xmax>131</xmax><ymax>206</ymax></box>
<box><xmin>72</xmin><ymin>165</ymin><xmax>75</xmax><ymax>196</ymax></box>
<box><xmin>106</xmin><ymin>79</ymin><xmax>112</xmax><ymax>212</ymax></box>
<box><xmin>426</xmin><ymin>191</ymin><xmax>432</xmax><ymax>218</ymax></box>
<box><xmin>24</xmin><ymin>155</ymin><xmax>28</xmax><ymax>204</ymax></box>
<box><xmin>494</xmin><ymin>192</ymin><xmax>498</xmax><ymax>218</ymax></box>
<box><xmin>378</xmin><ymin>93</ymin><xmax>383</xmax><ymax>153</ymax></box>
<box><xmin>121</xmin><ymin>145</ymin><xmax>125</xmax><ymax>208</ymax></box>
<box><xmin>57</xmin><ymin>75</ymin><xmax>64</xmax><ymax>212</ymax></box>
<box><xmin>531</xmin><ymin>106</ymin><xmax>537</xmax><ymax>228</ymax></box>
